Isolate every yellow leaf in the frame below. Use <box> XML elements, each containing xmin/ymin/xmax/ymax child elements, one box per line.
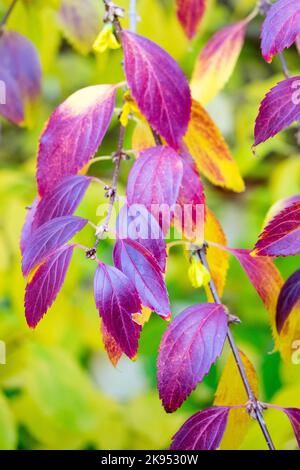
<box><xmin>204</xmin><ymin>208</ymin><xmax>229</xmax><ymax>299</ymax></box>
<box><xmin>276</xmin><ymin>304</ymin><xmax>300</xmax><ymax>363</ymax></box>
<box><xmin>132</xmin><ymin>120</ymin><xmax>155</xmax><ymax>153</ymax></box>
<box><xmin>93</xmin><ymin>24</ymin><xmax>120</xmax><ymax>53</ymax></box>
<box><xmin>120</xmin><ymin>92</ymin><xmax>143</xmax><ymax>127</ymax></box>
<box><xmin>190</xmin><ymin>20</ymin><xmax>247</xmax><ymax>104</ymax></box>
<box><xmin>214</xmin><ymin>350</ymin><xmax>259</xmax><ymax>450</ymax></box>
<box><xmin>133</xmin><ymin>306</ymin><xmax>152</xmax><ymax>327</ymax></box>
<box><xmin>188</xmin><ymin>256</ymin><xmax>211</xmax><ymax>288</ymax></box>
<box><xmin>184</xmin><ymin>100</ymin><xmax>245</xmax><ymax>192</ymax></box>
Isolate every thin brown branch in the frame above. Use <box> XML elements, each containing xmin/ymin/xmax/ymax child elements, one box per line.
<box><xmin>197</xmin><ymin>245</ymin><xmax>276</xmax><ymax>451</ymax></box>
<box><xmin>0</xmin><ymin>0</ymin><xmax>18</xmax><ymax>29</ymax></box>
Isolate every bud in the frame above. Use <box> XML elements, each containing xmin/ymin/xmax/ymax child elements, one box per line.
<box><xmin>93</xmin><ymin>24</ymin><xmax>121</xmax><ymax>54</ymax></box>
<box><xmin>188</xmin><ymin>257</ymin><xmax>211</xmax><ymax>288</ymax></box>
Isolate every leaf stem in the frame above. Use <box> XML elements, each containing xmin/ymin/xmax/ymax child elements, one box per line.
<box><xmin>197</xmin><ymin>245</ymin><xmax>276</xmax><ymax>451</ymax></box>
<box><xmin>0</xmin><ymin>0</ymin><xmax>18</xmax><ymax>29</ymax></box>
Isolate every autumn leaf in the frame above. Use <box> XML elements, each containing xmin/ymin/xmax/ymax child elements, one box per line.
<box><xmin>37</xmin><ymin>85</ymin><xmax>116</xmax><ymax>196</ymax></box>
<box><xmin>176</xmin><ymin>0</ymin><xmax>206</xmax><ymax>40</ymax></box>
<box><xmin>190</xmin><ymin>21</ymin><xmax>247</xmax><ymax>104</ymax></box>
<box><xmin>254</xmin><ymin>77</ymin><xmax>300</xmax><ymax>146</ymax></box>
<box><xmin>276</xmin><ymin>269</ymin><xmax>300</xmax><ymax>333</ymax></box>
<box><xmin>94</xmin><ymin>262</ymin><xmax>142</xmax><ymax>359</ymax></box>
<box><xmin>261</xmin><ymin>0</ymin><xmax>300</xmax><ymax>63</ymax></box>
<box><xmin>184</xmin><ymin>100</ymin><xmax>245</xmax><ymax>192</ymax></box>
<box><xmin>22</xmin><ymin>216</ymin><xmax>87</xmax><ymax>277</ymax></box>
<box><xmin>25</xmin><ymin>245</ymin><xmax>74</xmax><ymax>328</ymax></box>
<box><xmin>122</xmin><ymin>30</ymin><xmax>191</xmax><ymax>148</ymax></box>
<box><xmin>170</xmin><ymin>406</ymin><xmax>230</xmax><ymax>450</ymax></box>
<box><xmin>157</xmin><ymin>303</ymin><xmax>228</xmax><ymax>412</ymax></box>
<box><xmin>0</xmin><ymin>30</ymin><xmax>41</xmax><ymax>125</ymax></box>
<box><xmin>252</xmin><ymin>201</ymin><xmax>300</xmax><ymax>257</ymax></box>
<box><xmin>57</xmin><ymin>0</ymin><xmax>103</xmax><ymax>54</ymax></box>
<box><xmin>214</xmin><ymin>350</ymin><xmax>259</xmax><ymax>450</ymax></box>
<box><xmin>205</xmin><ymin>208</ymin><xmax>229</xmax><ymax>299</ymax></box>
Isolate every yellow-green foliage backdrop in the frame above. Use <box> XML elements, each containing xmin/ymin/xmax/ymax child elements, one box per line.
<box><xmin>0</xmin><ymin>0</ymin><xmax>299</xmax><ymax>450</ymax></box>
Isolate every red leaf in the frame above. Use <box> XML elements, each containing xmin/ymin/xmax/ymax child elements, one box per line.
<box><xmin>176</xmin><ymin>0</ymin><xmax>206</xmax><ymax>39</ymax></box>
<box><xmin>0</xmin><ymin>30</ymin><xmax>41</xmax><ymax>125</ymax></box>
<box><xmin>113</xmin><ymin>238</ymin><xmax>170</xmax><ymax>318</ymax></box>
<box><xmin>20</xmin><ymin>197</ymin><xmax>39</xmax><ymax>256</ymax></box>
<box><xmin>94</xmin><ymin>262</ymin><xmax>141</xmax><ymax>359</ymax></box>
<box><xmin>253</xmin><ymin>201</ymin><xmax>300</xmax><ymax>257</ymax></box>
<box><xmin>261</xmin><ymin>0</ymin><xmax>300</xmax><ymax>63</ymax></box>
<box><xmin>22</xmin><ymin>215</ymin><xmax>87</xmax><ymax>276</ymax></box>
<box><xmin>157</xmin><ymin>303</ymin><xmax>228</xmax><ymax>412</ymax></box>
<box><xmin>126</xmin><ymin>146</ymin><xmax>183</xmax><ymax>234</ymax></box>
<box><xmin>226</xmin><ymin>248</ymin><xmax>283</xmax><ymax>317</ymax></box>
<box><xmin>25</xmin><ymin>245</ymin><xmax>74</xmax><ymax>328</ymax></box>
<box><xmin>122</xmin><ymin>30</ymin><xmax>191</xmax><ymax>148</ymax></box>
<box><xmin>254</xmin><ymin>77</ymin><xmax>300</xmax><ymax>146</ymax></box>
<box><xmin>170</xmin><ymin>406</ymin><xmax>230</xmax><ymax>450</ymax></box>
<box><xmin>37</xmin><ymin>84</ymin><xmax>116</xmax><ymax>196</ymax></box>
<box><xmin>101</xmin><ymin>322</ymin><xmax>123</xmax><ymax>367</ymax></box>
<box><xmin>276</xmin><ymin>269</ymin><xmax>300</xmax><ymax>333</ymax></box>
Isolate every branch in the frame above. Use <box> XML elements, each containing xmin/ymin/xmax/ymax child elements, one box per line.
<box><xmin>0</xmin><ymin>0</ymin><xmax>18</xmax><ymax>29</ymax></box>
<box><xmin>197</xmin><ymin>245</ymin><xmax>276</xmax><ymax>451</ymax></box>
<box><xmin>129</xmin><ymin>0</ymin><xmax>137</xmax><ymax>33</ymax></box>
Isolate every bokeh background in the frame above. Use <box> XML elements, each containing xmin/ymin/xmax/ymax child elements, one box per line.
<box><xmin>0</xmin><ymin>0</ymin><xmax>299</xmax><ymax>450</ymax></box>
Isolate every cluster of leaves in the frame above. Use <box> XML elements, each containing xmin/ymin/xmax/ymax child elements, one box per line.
<box><xmin>0</xmin><ymin>0</ymin><xmax>299</xmax><ymax>450</ymax></box>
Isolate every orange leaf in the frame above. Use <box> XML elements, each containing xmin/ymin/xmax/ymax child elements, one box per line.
<box><xmin>184</xmin><ymin>100</ymin><xmax>245</xmax><ymax>192</ymax></box>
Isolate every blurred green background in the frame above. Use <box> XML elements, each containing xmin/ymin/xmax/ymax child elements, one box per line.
<box><xmin>0</xmin><ymin>0</ymin><xmax>299</xmax><ymax>450</ymax></box>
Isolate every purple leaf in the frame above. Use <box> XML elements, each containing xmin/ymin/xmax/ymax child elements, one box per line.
<box><xmin>281</xmin><ymin>408</ymin><xmax>300</xmax><ymax>448</ymax></box>
<box><xmin>276</xmin><ymin>269</ymin><xmax>300</xmax><ymax>333</ymax></box>
<box><xmin>261</xmin><ymin>0</ymin><xmax>300</xmax><ymax>63</ymax></box>
<box><xmin>254</xmin><ymin>77</ymin><xmax>300</xmax><ymax>146</ymax></box>
<box><xmin>176</xmin><ymin>0</ymin><xmax>206</xmax><ymax>39</ymax></box>
<box><xmin>170</xmin><ymin>406</ymin><xmax>230</xmax><ymax>450</ymax></box>
<box><xmin>37</xmin><ymin>84</ymin><xmax>117</xmax><ymax>196</ymax></box>
<box><xmin>113</xmin><ymin>239</ymin><xmax>170</xmax><ymax>318</ymax></box>
<box><xmin>122</xmin><ymin>30</ymin><xmax>191</xmax><ymax>148</ymax></box>
<box><xmin>22</xmin><ymin>215</ymin><xmax>87</xmax><ymax>276</ymax></box>
<box><xmin>116</xmin><ymin>204</ymin><xmax>166</xmax><ymax>272</ymax></box>
<box><xmin>126</xmin><ymin>146</ymin><xmax>183</xmax><ymax>234</ymax></box>
<box><xmin>94</xmin><ymin>262</ymin><xmax>141</xmax><ymax>359</ymax></box>
<box><xmin>157</xmin><ymin>303</ymin><xmax>228</xmax><ymax>412</ymax></box>
<box><xmin>0</xmin><ymin>30</ymin><xmax>41</xmax><ymax>125</ymax></box>
<box><xmin>58</xmin><ymin>0</ymin><xmax>102</xmax><ymax>54</ymax></box>
<box><xmin>20</xmin><ymin>197</ymin><xmax>39</xmax><ymax>255</ymax></box>
<box><xmin>33</xmin><ymin>175</ymin><xmax>91</xmax><ymax>230</ymax></box>
<box><xmin>25</xmin><ymin>244</ymin><xmax>74</xmax><ymax>328</ymax></box>
<box><xmin>174</xmin><ymin>149</ymin><xmax>206</xmax><ymax>240</ymax></box>
<box><xmin>253</xmin><ymin>201</ymin><xmax>300</xmax><ymax>256</ymax></box>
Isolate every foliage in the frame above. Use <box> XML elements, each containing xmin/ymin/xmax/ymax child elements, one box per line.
<box><xmin>0</xmin><ymin>0</ymin><xmax>299</xmax><ymax>450</ymax></box>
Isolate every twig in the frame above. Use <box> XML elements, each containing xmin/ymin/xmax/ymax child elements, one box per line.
<box><xmin>129</xmin><ymin>0</ymin><xmax>137</xmax><ymax>32</ymax></box>
<box><xmin>0</xmin><ymin>0</ymin><xmax>18</xmax><ymax>29</ymax></box>
<box><xmin>197</xmin><ymin>245</ymin><xmax>276</xmax><ymax>451</ymax></box>
<box><xmin>278</xmin><ymin>52</ymin><xmax>290</xmax><ymax>79</ymax></box>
